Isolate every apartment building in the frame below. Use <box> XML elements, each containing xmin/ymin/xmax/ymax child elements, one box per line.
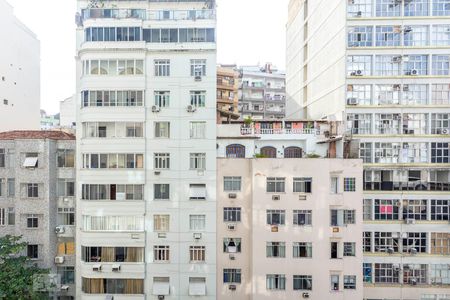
<box><xmin>286</xmin><ymin>1</ymin><xmax>450</xmax><ymax>299</ymax></box>
<box><xmin>0</xmin><ymin>0</ymin><xmax>40</xmax><ymax>131</ymax></box>
<box><xmin>0</xmin><ymin>130</ymin><xmax>76</xmax><ymax>299</ymax></box>
<box><xmin>239</xmin><ymin>64</ymin><xmax>286</xmax><ymax>120</ymax></box>
<box><xmin>216</xmin><ymin>122</ymin><xmax>363</xmax><ymax>299</ymax></box>
<box><xmin>216</xmin><ymin>65</ymin><xmax>240</xmax><ymax>124</ymax></box>
<box><xmin>75</xmin><ymin>0</ymin><xmax>217</xmax><ymax>299</ymax></box>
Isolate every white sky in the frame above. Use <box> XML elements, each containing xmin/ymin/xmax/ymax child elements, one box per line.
<box><xmin>6</xmin><ymin>0</ymin><xmax>288</xmax><ymax>114</ymax></box>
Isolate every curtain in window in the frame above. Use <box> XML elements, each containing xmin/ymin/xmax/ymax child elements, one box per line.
<box><xmin>125</xmin><ymin>279</ymin><xmax>144</xmax><ymax>294</ymax></box>
<box><xmin>126</xmin><ymin>248</ymin><xmax>144</xmax><ymax>262</ymax></box>
<box><xmin>102</xmin><ymin>247</ymin><xmax>115</xmax><ymax>262</ymax></box>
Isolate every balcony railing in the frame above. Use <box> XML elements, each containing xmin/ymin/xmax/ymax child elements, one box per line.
<box><xmin>240</xmin><ymin>127</ymin><xmax>319</xmax><ymax>135</ymax></box>
<box><xmin>81</xmin><ymin>8</ymin><xmax>215</xmax><ymax>21</ymax></box>
<box><xmin>364</xmin><ymin>181</ymin><xmax>450</xmax><ymax>191</ymax></box>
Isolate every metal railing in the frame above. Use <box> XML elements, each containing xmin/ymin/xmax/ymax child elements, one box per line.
<box><xmin>81</xmin><ymin>8</ymin><xmax>215</xmax><ymax>21</ymax></box>
<box><xmin>240</xmin><ymin>127</ymin><xmax>319</xmax><ymax>135</ymax></box>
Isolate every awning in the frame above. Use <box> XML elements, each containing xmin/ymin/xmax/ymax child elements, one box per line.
<box><xmin>152</xmin><ymin>281</ymin><xmax>170</xmax><ymax>296</ymax></box>
<box><xmin>23</xmin><ymin>157</ymin><xmax>38</xmax><ymax>168</ymax></box>
<box><xmin>189</xmin><ymin>279</ymin><xmax>206</xmax><ymax>296</ymax></box>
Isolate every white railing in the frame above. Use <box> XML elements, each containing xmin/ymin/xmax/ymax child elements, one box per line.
<box><xmin>240</xmin><ymin>127</ymin><xmax>319</xmax><ymax>135</ymax></box>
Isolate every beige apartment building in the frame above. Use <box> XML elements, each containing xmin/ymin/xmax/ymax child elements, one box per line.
<box><xmin>216</xmin><ymin>121</ymin><xmax>363</xmax><ymax>300</ymax></box>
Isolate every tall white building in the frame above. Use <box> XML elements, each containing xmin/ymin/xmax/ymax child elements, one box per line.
<box><xmin>0</xmin><ymin>0</ymin><xmax>40</xmax><ymax>131</ymax></box>
<box><xmin>75</xmin><ymin>0</ymin><xmax>217</xmax><ymax>299</ymax></box>
<box><xmin>287</xmin><ymin>1</ymin><xmax>450</xmax><ymax>300</ymax></box>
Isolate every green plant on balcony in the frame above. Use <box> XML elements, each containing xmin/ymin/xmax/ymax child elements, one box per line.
<box><xmin>305</xmin><ymin>153</ymin><xmax>321</xmax><ymax>158</ymax></box>
<box><xmin>254</xmin><ymin>153</ymin><xmax>267</xmax><ymax>158</ymax></box>
<box><xmin>243</xmin><ymin>116</ymin><xmax>253</xmax><ymax>126</ymax></box>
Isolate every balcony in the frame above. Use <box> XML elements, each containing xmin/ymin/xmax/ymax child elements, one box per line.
<box><xmin>80</xmin><ymin>9</ymin><xmax>215</xmax><ymax>22</ymax></box>
<box><xmin>240</xmin><ymin>127</ymin><xmax>319</xmax><ymax>135</ymax></box>
<box><xmin>364</xmin><ymin>181</ymin><xmax>450</xmax><ymax>192</ymax></box>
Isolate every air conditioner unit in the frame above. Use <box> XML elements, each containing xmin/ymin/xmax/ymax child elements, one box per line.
<box><xmin>271</xmin><ymin>225</ymin><xmax>279</xmax><ymax>232</ymax></box>
<box><xmin>409</xmin><ymin>69</ymin><xmax>419</xmax><ymax>76</ymax></box>
<box><xmin>272</xmin><ymin>195</ymin><xmax>281</xmax><ymax>201</ymax></box>
<box><xmin>92</xmin><ymin>264</ymin><xmax>102</xmax><ymax>272</ymax></box>
<box><xmin>229</xmin><ymin>285</ymin><xmax>237</xmax><ymax>291</ymax></box>
<box><xmin>302</xmin><ymin>292</ymin><xmax>310</xmax><ymax>299</ymax></box>
<box><xmin>229</xmin><ymin>254</ymin><xmax>235</xmax><ymax>260</ymax></box>
<box><xmin>158</xmin><ymin>233</ymin><xmax>167</xmax><ymax>238</ymax></box>
<box><xmin>154</xmin><ymin>171</ymin><xmax>161</xmax><ymax>175</ymax></box>
<box><xmin>152</xmin><ymin>105</ymin><xmax>160</xmax><ymax>113</ymax></box>
<box><xmin>54</xmin><ymin>256</ymin><xmax>64</xmax><ymax>264</ymax></box>
<box><xmin>392</xmin><ymin>264</ymin><xmax>400</xmax><ymax>271</ymax></box>
<box><xmin>187</xmin><ymin>105</ymin><xmax>197</xmax><ymax>112</ymax></box>
<box><xmin>441</xmin><ymin>129</ymin><xmax>449</xmax><ymax>134</ymax></box>
<box><xmin>387</xmin><ymin>247</ymin><xmax>395</xmax><ymax>254</ymax></box>
<box><xmin>356</xmin><ymin>11</ymin><xmax>362</xmax><ymax>17</ymax></box>
<box><xmin>410</xmin><ymin>278</ymin><xmax>417</xmax><ymax>285</ymax></box>
<box><xmin>347</xmin><ymin>97</ymin><xmax>358</xmax><ymax>105</ymax></box>
<box><xmin>112</xmin><ymin>264</ymin><xmax>121</xmax><ymax>272</ymax></box>
<box><xmin>227</xmin><ymin>224</ymin><xmax>236</xmax><ymax>231</ymax></box>
<box><xmin>55</xmin><ymin>226</ymin><xmax>65</xmax><ymax>234</ymax></box>
<box><xmin>352</xmin><ymin>70</ymin><xmax>363</xmax><ymax>76</ymax></box>
<box><xmin>403</xmin><ymin>85</ymin><xmax>410</xmax><ymax>91</ymax></box>
<box><xmin>403</xmin><ymin>26</ymin><xmax>412</xmax><ymax>33</ymax></box>
<box><xmin>228</xmin><ymin>193</ymin><xmax>237</xmax><ymax>199</ymax></box>
<box><xmin>158</xmin><ymin>296</ymin><xmax>165</xmax><ymax>300</ymax></box>
<box><xmin>193</xmin><ymin>232</ymin><xmax>202</xmax><ymax>240</ymax></box>
<box><xmin>60</xmin><ymin>285</ymin><xmax>69</xmax><ymax>291</ymax></box>
<box><xmin>298</xmin><ymin>194</ymin><xmax>307</xmax><ymax>201</ymax></box>
<box><xmin>410</xmin><ymin>247</ymin><xmax>418</xmax><ymax>255</ymax></box>
<box><xmin>405</xmin><ymin>218</ymin><xmax>415</xmax><ymax>225</ymax></box>
<box><xmin>194</xmin><ymin>75</ymin><xmax>202</xmax><ymax>81</ymax></box>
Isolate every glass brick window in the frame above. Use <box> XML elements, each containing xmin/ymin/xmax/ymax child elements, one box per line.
<box><xmin>431</xmin><ymin>233</ymin><xmax>450</xmax><ymax>255</ymax></box>
<box><xmin>347</xmin><ymin>84</ymin><xmax>372</xmax><ymax>105</ymax></box>
<box><xmin>266</xmin><ymin>210</ymin><xmax>286</xmax><ymax>225</ymax></box>
<box><xmin>363</xmin><ymin>263</ymin><xmax>372</xmax><ymax>283</ymax></box>
<box><xmin>404</xmin><ymin>0</ymin><xmax>429</xmax><ymax>16</ymax></box>
<box><xmin>344</xmin><ymin>275</ymin><xmax>356</xmax><ymax>289</ymax></box>
<box><xmin>360</xmin><ymin>143</ymin><xmax>372</xmax><ymax>163</ymax></box>
<box><xmin>374</xmin><ymin>84</ymin><xmax>400</xmax><ymax>105</ymax></box>
<box><xmin>376</xmin><ymin>26</ymin><xmax>401</xmax><ymax>46</ymax></box>
<box><xmin>375</xmin><ymin>55</ymin><xmax>401</xmax><ymax>76</ymax></box>
<box><xmin>403</xmin><ymin>199</ymin><xmax>427</xmax><ymax>220</ymax></box>
<box><xmin>293</xmin><ymin>275</ymin><xmax>312</xmax><ymax>290</ymax></box>
<box><xmin>432</xmin><ymin>25</ymin><xmax>450</xmax><ymax>46</ymax></box>
<box><xmin>431</xmin><ymin>200</ymin><xmax>449</xmax><ymax>220</ymax></box>
<box><xmin>402</xmin><ymin>84</ymin><xmax>428</xmax><ymax>105</ymax></box>
<box><xmin>404</xmin><ymin>55</ymin><xmax>428</xmax><ymax>75</ymax></box>
<box><xmin>432</xmin><ymin>55</ymin><xmax>450</xmax><ymax>75</ymax></box>
<box><xmin>375</xmin><ymin>114</ymin><xmax>401</xmax><ymax>134</ymax></box>
<box><xmin>343</xmin><ymin>242</ymin><xmax>356</xmax><ymax>256</ymax></box>
<box><xmin>344</xmin><ymin>178</ymin><xmax>356</xmax><ymax>192</ymax></box>
<box><xmin>374</xmin><ymin>232</ymin><xmax>399</xmax><ymax>252</ymax></box>
<box><xmin>374</xmin><ymin>199</ymin><xmax>400</xmax><ymax>220</ymax></box>
<box><xmin>375</xmin><ymin>263</ymin><xmax>399</xmax><ymax>283</ymax></box>
<box><xmin>404</xmin><ymin>25</ymin><xmax>429</xmax><ymax>47</ymax></box>
<box><xmin>347</xmin><ymin>0</ymin><xmax>372</xmax><ymax>17</ymax></box>
<box><xmin>154</xmin><ymin>91</ymin><xmax>170</xmax><ymax>107</ymax></box>
<box><xmin>154</xmin><ymin>59</ymin><xmax>170</xmax><ymax>76</ymax></box>
<box><xmin>347</xmin><ymin>113</ymin><xmax>372</xmax><ymax>134</ymax></box>
<box><xmin>431</xmin><ymin>113</ymin><xmax>450</xmax><ymax>134</ymax></box>
<box><xmin>430</xmin><ymin>264</ymin><xmax>450</xmax><ymax>285</ymax></box>
<box><xmin>266</xmin><ymin>177</ymin><xmax>285</xmax><ymax>193</ymax></box>
<box><xmin>432</xmin><ymin>84</ymin><xmax>450</xmax><ymax>105</ymax></box>
<box><xmin>431</xmin><ymin>142</ymin><xmax>449</xmax><ymax>163</ymax></box>
<box><xmin>223</xmin><ymin>269</ymin><xmax>241</xmax><ymax>283</ymax></box>
<box><xmin>190</xmin><ymin>59</ymin><xmax>206</xmax><ymax>77</ymax></box>
<box><xmin>190</xmin><ymin>91</ymin><xmax>206</xmax><ymax>107</ymax></box>
<box><xmin>293</xmin><ymin>210</ymin><xmax>312</xmax><ymax>226</ymax></box>
<box><xmin>402</xmin><ymin>264</ymin><xmax>427</xmax><ymax>284</ymax></box>
<box><xmin>293</xmin><ymin>177</ymin><xmax>312</xmax><ymax>193</ymax></box>
<box><xmin>224</xmin><ymin>207</ymin><xmax>241</xmax><ymax>222</ymax></box>
<box><xmin>403</xmin><ymin>232</ymin><xmax>427</xmax><ymax>253</ymax></box>
<box><xmin>224</xmin><ymin>176</ymin><xmax>241</xmax><ymax>191</ymax></box>
<box><xmin>376</xmin><ymin>0</ymin><xmax>401</xmax><ymax>17</ymax></box>
<box><xmin>403</xmin><ymin>113</ymin><xmax>428</xmax><ymax>134</ymax></box>
<box><xmin>293</xmin><ymin>242</ymin><xmax>312</xmax><ymax>258</ymax></box>
<box><xmin>347</xmin><ymin>55</ymin><xmax>372</xmax><ymax>76</ymax></box>
<box><xmin>348</xmin><ymin>26</ymin><xmax>373</xmax><ymax>47</ymax></box>
<box><xmin>266</xmin><ymin>274</ymin><xmax>286</xmax><ymax>290</ymax></box>
<box><xmin>433</xmin><ymin>0</ymin><xmax>450</xmax><ymax>16</ymax></box>
<box><xmin>266</xmin><ymin>242</ymin><xmax>286</xmax><ymax>258</ymax></box>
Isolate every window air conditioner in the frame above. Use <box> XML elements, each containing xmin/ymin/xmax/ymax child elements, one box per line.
<box><xmin>298</xmin><ymin>194</ymin><xmax>307</xmax><ymax>201</ymax></box>
<box><xmin>272</xmin><ymin>195</ymin><xmax>281</xmax><ymax>201</ymax></box>
<box><xmin>387</xmin><ymin>247</ymin><xmax>395</xmax><ymax>254</ymax></box>
<box><xmin>229</xmin><ymin>285</ymin><xmax>237</xmax><ymax>291</ymax></box>
<box><xmin>403</xmin><ymin>26</ymin><xmax>412</xmax><ymax>33</ymax></box>
<box><xmin>228</xmin><ymin>193</ymin><xmax>237</xmax><ymax>199</ymax></box>
<box><xmin>347</xmin><ymin>98</ymin><xmax>358</xmax><ymax>105</ymax></box>
<box><xmin>356</xmin><ymin>11</ymin><xmax>362</xmax><ymax>17</ymax></box>
<box><xmin>195</xmin><ymin>75</ymin><xmax>202</xmax><ymax>81</ymax></box>
<box><xmin>55</xmin><ymin>226</ymin><xmax>65</xmax><ymax>234</ymax></box>
<box><xmin>112</xmin><ymin>264</ymin><xmax>121</xmax><ymax>272</ymax></box>
<box><xmin>187</xmin><ymin>105</ymin><xmax>197</xmax><ymax>112</ymax></box>
<box><xmin>229</xmin><ymin>254</ymin><xmax>235</xmax><ymax>260</ymax></box>
<box><xmin>409</xmin><ymin>69</ymin><xmax>419</xmax><ymax>76</ymax></box>
<box><xmin>410</xmin><ymin>248</ymin><xmax>418</xmax><ymax>255</ymax></box>
<box><xmin>271</xmin><ymin>225</ymin><xmax>279</xmax><ymax>232</ymax></box>
<box><xmin>158</xmin><ymin>233</ymin><xmax>167</xmax><ymax>238</ymax></box>
<box><xmin>227</xmin><ymin>224</ymin><xmax>236</xmax><ymax>231</ymax></box>
<box><xmin>441</xmin><ymin>129</ymin><xmax>449</xmax><ymax>134</ymax></box>
<box><xmin>54</xmin><ymin>256</ymin><xmax>64</xmax><ymax>264</ymax></box>
<box><xmin>92</xmin><ymin>264</ymin><xmax>102</xmax><ymax>272</ymax></box>
<box><xmin>405</xmin><ymin>218</ymin><xmax>415</xmax><ymax>225</ymax></box>
<box><xmin>302</xmin><ymin>292</ymin><xmax>310</xmax><ymax>299</ymax></box>
<box><xmin>158</xmin><ymin>296</ymin><xmax>165</xmax><ymax>300</ymax></box>
<box><xmin>152</xmin><ymin>105</ymin><xmax>160</xmax><ymax>113</ymax></box>
<box><xmin>193</xmin><ymin>232</ymin><xmax>202</xmax><ymax>240</ymax></box>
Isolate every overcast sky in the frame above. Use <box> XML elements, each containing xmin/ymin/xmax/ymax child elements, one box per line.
<box><xmin>7</xmin><ymin>0</ymin><xmax>288</xmax><ymax>114</ymax></box>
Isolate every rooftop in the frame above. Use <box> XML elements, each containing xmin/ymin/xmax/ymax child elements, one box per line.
<box><xmin>0</xmin><ymin>130</ymin><xmax>75</xmax><ymax>141</ymax></box>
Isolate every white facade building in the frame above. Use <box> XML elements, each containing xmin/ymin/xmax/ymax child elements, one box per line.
<box><xmin>0</xmin><ymin>0</ymin><xmax>40</xmax><ymax>131</ymax></box>
<box><xmin>287</xmin><ymin>1</ymin><xmax>450</xmax><ymax>300</ymax></box>
<box><xmin>75</xmin><ymin>0</ymin><xmax>217</xmax><ymax>299</ymax></box>
<box><xmin>60</xmin><ymin>95</ymin><xmax>77</xmax><ymax>129</ymax></box>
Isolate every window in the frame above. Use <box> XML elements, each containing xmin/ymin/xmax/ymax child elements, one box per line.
<box><xmin>431</xmin><ymin>143</ymin><xmax>449</xmax><ymax>163</ymax></box>
<box><xmin>190</xmin><ymin>215</ymin><xmax>206</xmax><ymax>231</ymax></box>
<box><xmin>154</xmin><ymin>153</ymin><xmax>170</xmax><ymax>169</ymax></box>
<box><xmin>374</xmin><ymin>142</ymin><xmax>400</xmax><ymax>162</ymax></box>
<box><xmin>348</xmin><ymin>26</ymin><xmax>373</xmax><ymax>47</ymax></box>
<box><xmin>293</xmin><ymin>177</ymin><xmax>312</xmax><ymax>193</ymax></box>
<box><xmin>266</xmin><ymin>242</ymin><xmax>286</xmax><ymax>258</ymax></box>
<box><xmin>154</xmin><ymin>184</ymin><xmax>170</xmax><ymax>200</ymax></box>
<box><xmin>81</xmin><ymin>90</ymin><xmax>144</xmax><ymax>107</ymax></box>
<box><xmin>363</xmin><ymin>263</ymin><xmax>372</xmax><ymax>283</ymax></box>
<box><xmin>126</xmin><ymin>123</ymin><xmax>144</xmax><ymax>137</ymax></box>
<box><xmin>404</xmin><ymin>25</ymin><xmax>429</xmax><ymax>46</ymax></box>
<box><xmin>58</xmin><ymin>266</ymin><xmax>75</xmax><ymax>285</ymax></box>
<box><xmin>403</xmin><ymin>232</ymin><xmax>427</xmax><ymax>253</ymax></box>
<box><xmin>347</xmin><ymin>84</ymin><xmax>372</xmax><ymax>105</ymax></box>
<box><xmin>82</xmin><ymin>215</ymin><xmax>144</xmax><ymax>231</ymax></box>
<box><xmin>57</xmin><ymin>180</ymin><xmax>75</xmax><ymax>197</ymax></box>
<box><xmin>224</xmin><ymin>207</ymin><xmax>241</xmax><ymax>222</ymax></box>
<box><xmin>293</xmin><ymin>275</ymin><xmax>312</xmax><ymax>290</ymax></box>
<box><xmin>432</xmin><ymin>25</ymin><xmax>450</xmax><ymax>46</ymax></box>
<box><xmin>347</xmin><ymin>113</ymin><xmax>372</xmax><ymax>134</ymax></box>
<box><xmin>82</xmin><ymin>246</ymin><xmax>144</xmax><ymax>263</ymax></box>
<box><xmin>266</xmin><ymin>274</ymin><xmax>286</xmax><ymax>290</ymax></box>
<box><xmin>374</xmin><ymin>55</ymin><xmax>401</xmax><ymax>76</ymax></box>
<box><xmin>374</xmin><ymin>232</ymin><xmax>399</xmax><ymax>253</ymax></box>
<box><xmin>27</xmin><ymin>184</ymin><xmax>38</xmax><ymax>198</ymax></box>
<box><xmin>82</xmin><ymin>153</ymin><xmax>143</xmax><ymax>169</ymax></box>
<box><xmin>154</xmin><ymin>245</ymin><xmax>170</xmax><ymax>262</ymax></box>
<box><xmin>83</xmin><ymin>59</ymin><xmax>143</xmax><ymax>76</ymax></box>
<box><xmin>23</xmin><ymin>153</ymin><xmax>38</xmax><ymax>168</ymax></box>
<box><xmin>404</xmin><ymin>55</ymin><xmax>428</xmax><ymax>75</ymax></box>
<box><xmin>293</xmin><ymin>242</ymin><xmax>312</xmax><ymax>258</ymax></box>
<box><xmin>82</xmin><ymin>278</ymin><xmax>144</xmax><ymax>294</ymax></box>
<box><xmin>331</xmin><ymin>210</ymin><xmax>355</xmax><ymax>226</ymax></box>
<box><xmin>293</xmin><ymin>210</ymin><xmax>312</xmax><ymax>226</ymax></box>
<box><xmin>154</xmin><ymin>60</ymin><xmax>170</xmax><ymax>76</ymax></box>
<box><xmin>363</xmin><ymin>199</ymin><xmax>372</xmax><ymax>220</ymax></box>
<box><xmin>403</xmin><ymin>199</ymin><xmax>427</xmax><ymax>220</ymax></box>
<box><xmin>154</xmin><ymin>91</ymin><xmax>170</xmax><ymax>107</ymax></box>
<box><xmin>226</xmin><ymin>144</ymin><xmax>245</xmax><ymax>158</ymax></box>
<box><xmin>284</xmin><ymin>146</ymin><xmax>302</xmax><ymax>158</ymax></box>
<box><xmin>7</xmin><ymin>207</ymin><xmax>14</xmax><ymax>225</ymax></box>
<box><xmin>402</xmin><ymin>84</ymin><xmax>428</xmax><ymax>105</ymax></box>
<box><xmin>374</xmin><ymin>199</ymin><xmax>400</xmax><ymax>220</ymax></box>
<box><xmin>403</xmin><ymin>113</ymin><xmax>428</xmax><ymax>134</ymax></box>
<box><xmin>344</xmin><ymin>178</ymin><xmax>356</xmax><ymax>192</ymax></box>
<box><xmin>82</xmin><ymin>184</ymin><xmax>143</xmax><ymax>201</ymax></box>
<box><xmin>433</xmin><ymin>55</ymin><xmax>450</xmax><ymax>75</ymax></box>
<box><xmin>190</xmin><ymin>122</ymin><xmax>206</xmax><ymax>139</ymax></box>
<box><xmin>376</xmin><ymin>0</ymin><xmax>401</xmax><ymax>16</ymax></box>
<box><xmin>58</xmin><ymin>208</ymin><xmax>75</xmax><ymax>225</ymax></box>
<box><xmin>189</xmin><ymin>184</ymin><xmax>206</xmax><ymax>200</ymax></box>
<box><xmin>190</xmin><ymin>246</ymin><xmax>205</xmax><ymax>262</ymax></box>
<box><xmin>190</xmin><ymin>153</ymin><xmax>206</xmax><ymax>170</ymax></box>
<box><xmin>154</xmin><ymin>215</ymin><xmax>170</xmax><ymax>232</ymax></box>
<box><xmin>363</xmin><ymin>232</ymin><xmax>372</xmax><ymax>252</ymax></box>
<box><xmin>433</xmin><ymin>0</ymin><xmax>450</xmax><ymax>16</ymax></box>
<box><xmin>260</xmin><ymin>146</ymin><xmax>277</xmax><ymax>158</ymax></box>
<box><xmin>431</xmin><ymin>113</ymin><xmax>450</xmax><ymax>134</ymax></box>
<box><xmin>347</xmin><ymin>55</ymin><xmax>372</xmax><ymax>76</ymax></box>
<box><xmin>224</xmin><ymin>176</ymin><xmax>241</xmax><ymax>191</ymax></box>
<box><xmin>404</xmin><ymin>0</ymin><xmax>429</xmax><ymax>16</ymax></box>
<box><xmin>375</xmin><ymin>25</ymin><xmax>401</xmax><ymax>47</ymax></box>
<box><xmin>330</xmin><ymin>242</ymin><xmax>339</xmax><ymax>259</ymax></box>
<box><xmin>0</xmin><ymin>149</ymin><xmax>5</xmax><ymax>167</ymax></box>
<box><xmin>431</xmin><ymin>200</ymin><xmax>449</xmax><ymax>221</ymax></box>
<box><xmin>344</xmin><ymin>210</ymin><xmax>356</xmax><ymax>224</ymax></box>
<box><xmin>344</xmin><ymin>275</ymin><xmax>356</xmax><ymax>289</ymax></box>
<box><xmin>374</xmin><ymin>84</ymin><xmax>400</xmax><ymax>105</ymax></box>
<box><xmin>266</xmin><ymin>177</ymin><xmax>285</xmax><ymax>193</ymax></box>
<box><xmin>431</xmin><ymin>233</ymin><xmax>450</xmax><ymax>255</ymax></box>
<box><xmin>190</xmin><ymin>59</ymin><xmax>206</xmax><ymax>77</ymax></box>
<box><xmin>432</xmin><ymin>84</ymin><xmax>450</xmax><ymax>105</ymax></box>
<box><xmin>155</xmin><ymin>122</ymin><xmax>170</xmax><ymax>138</ymax></box>
<box><xmin>359</xmin><ymin>143</ymin><xmax>372</xmax><ymax>163</ymax></box>
<box><xmin>330</xmin><ymin>274</ymin><xmax>339</xmax><ymax>291</ymax></box>
<box><xmin>190</xmin><ymin>91</ymin><xmax>206</xmax><ymax>107</ymax></box>
<box><xmin>223</xmin><ymin>269</ymin><xmax>241</xmax><ymax>284</ymax></box>
<box><xmin>343</xmin><ymin>242</ymin><xmax>356</xmax><ymax>256</ymax></box>
<box><xmin>27</xmin><ymin>245</ymin><xmax>38</xmax><ymax>259</ymax></box>
<box><xmin>223</xmin><ymin>238</ymin><xmax>241</xmax><ymax>253</ymax></box>
<box><xmin>347</xmin><ymin>0</ymin><xmax>372</xmax><ymax>17</ymax></box>
<box><xmin>266</xmin><ymin>210</ymin><xmax>285</xmax><ymax>225</ymax></box>
<box><xmin>85</xmin><ymin>26</ymin><xmax>141</xmax><ymax>42</ymax></box>
<box><xmin>188</xmin><ymin>277</ymin><xmax>206</xmax><ymax>296</ymax></box>
<box><xmin>0</xmin><ymin>208</ymin><xmax>4</xmax><ymax>226</ymax></box>
<box><xmin>330</xmin><ymin>177</ymin><xmax>339</xmax><ymax>194</ymax></box>
<box><xmin>430</xmin><ymin>264</ymin><xmax>450</xmax><ymax>285</ymax></box>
